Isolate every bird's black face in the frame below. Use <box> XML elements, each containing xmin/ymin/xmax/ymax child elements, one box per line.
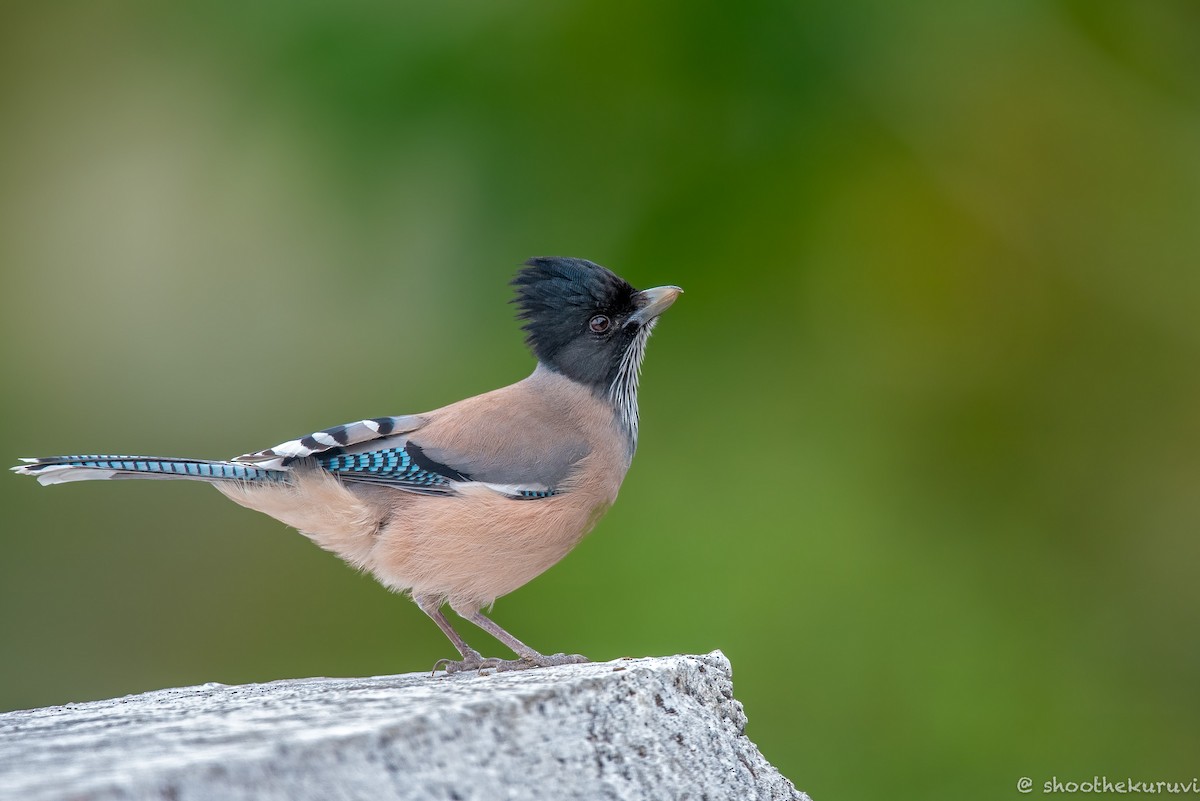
<box><xmin>512</xmin><ymin>257</ymin><xmax>680</xmax><ymax>393</ymax></box>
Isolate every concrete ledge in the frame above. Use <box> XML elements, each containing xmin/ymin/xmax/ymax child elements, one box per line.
<box><xmin>0</xmin><ymin>651</ymin><xmax>808</xmax><ymax>801</ymax></box>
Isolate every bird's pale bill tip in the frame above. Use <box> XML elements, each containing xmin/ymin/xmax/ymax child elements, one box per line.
<box><xmin>632</xmin><ymin>285</ymin><xmax>683</xmax><ymax>323</ymax></box>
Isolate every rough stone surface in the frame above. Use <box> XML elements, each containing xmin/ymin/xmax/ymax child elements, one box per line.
<box><xmin>0</xmin><ymin>651</ymin><xmax>808</xmax><ymax>801</ymax></box>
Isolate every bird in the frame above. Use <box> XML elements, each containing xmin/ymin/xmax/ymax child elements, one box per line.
<box><xmin>13</xmin><ymin>257</ymin><xmax>682</xmax><ymax>673</ymax></box>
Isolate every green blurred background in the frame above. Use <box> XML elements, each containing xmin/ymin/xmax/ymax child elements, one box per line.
<box><xmin>3</xmin><ymin>1</ymin><xmax>1199</xmax><ymax>797</ymax></box>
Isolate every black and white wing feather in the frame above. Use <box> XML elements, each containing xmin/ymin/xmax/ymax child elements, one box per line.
<box><xmin>234</xmin><ymin>415</ymin><xmax>424</xmax><ymax>466</ymax></box>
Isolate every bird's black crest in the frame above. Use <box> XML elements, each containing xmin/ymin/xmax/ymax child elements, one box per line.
<box><xmin>511</xmin><ymin>258</ymin><xmax>641</xmax><ymax>388</ymax></box>
<box><xmin>512</xmin><ymin>257</ymin><xmax>636</xmax><ymax>324</ymax></box>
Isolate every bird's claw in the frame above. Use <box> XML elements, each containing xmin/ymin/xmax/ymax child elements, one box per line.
<box><xmin>496</xmin><ymin>653</ymin><xmax>589</xmax><ymax>672</ymax></box>
<box><xmin>432</xmin><ymin>650</ymin><xmax>588</xmax><ymax>675</ymax></box>
<box><xmin>431</xmin><ymin>649</ymin><xmax>504</xmax><ymax>675</ymax></box>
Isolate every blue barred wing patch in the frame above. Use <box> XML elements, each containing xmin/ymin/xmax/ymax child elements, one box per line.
<box><xmin>318</xmin><ymin>443</ymin><xmax>461</xmax><ymax>494</ymax></box>
<box><xmin>317</xmin><ymin>443</ymin><xmax>560</xmax><ymax>499</ymax></box>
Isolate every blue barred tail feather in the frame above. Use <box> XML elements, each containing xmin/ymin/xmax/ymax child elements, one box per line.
<box><xmin>11</xmin><ymin>455</ymin><xmax>288</xmax><ymax>486</ymax></box>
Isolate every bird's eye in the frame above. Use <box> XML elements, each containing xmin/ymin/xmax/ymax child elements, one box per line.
<box><xmin>589</xmin><ymin>314</ymin><xmax>611</xmax><ymax>333</ymax></box>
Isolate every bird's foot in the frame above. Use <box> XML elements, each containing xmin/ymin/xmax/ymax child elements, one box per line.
<box><xmin>432</xmin><ymin>648</ymin><xmax>504</xmax><ymax>675</ymax></box>
<box><xmin>495</xmin><ymin>652</ymin><xmax>589</xmax><ymax>672</ymax></box>
<box><xmin>432</xmin><ymin>650</ymin><xmax>589</xmax><ymax>675</ymax></box>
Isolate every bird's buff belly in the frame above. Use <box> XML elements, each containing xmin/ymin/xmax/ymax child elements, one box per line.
<box><xmin>218</xmin><ymin>473</ymin><xmax>615</xmax><ymax>608</ymax></box>
<box><xmin>368</xmin><ymin>483</ymin><xmax>613</xmax><ymax>606</ymax></box>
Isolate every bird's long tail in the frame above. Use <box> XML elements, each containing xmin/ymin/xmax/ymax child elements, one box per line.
<box><xmin>11</xmin><ymin>455</ymin><xmax>289</xmax><ymax>486</ymax></box>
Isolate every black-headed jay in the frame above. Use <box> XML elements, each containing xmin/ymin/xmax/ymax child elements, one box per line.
<box><xmin>14</xmin><ymin>257</ymin><xmax>682</xmax><ymax>673</ymax></box>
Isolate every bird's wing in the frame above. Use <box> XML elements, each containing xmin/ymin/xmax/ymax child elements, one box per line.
<box><xmin>323</xmin><ymin>410</ymin><xmax>588</xmax><ymax>498</ymax></box>
<box><xmin>232</xmin><ymin>383</ymin><xmax>590</xmax><ymax>498</ymax></box>
<box><xmin>312</xmin><ymin>438</ymin><xmax>475</xmax><ymax>496</ymax></box>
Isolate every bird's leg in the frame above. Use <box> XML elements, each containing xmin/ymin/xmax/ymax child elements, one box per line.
<box><xmin>414</xmin><ymin>595</ymin><xmax>502</xmax><ymax>674</ymax></box>
<box><xmin>454</xmin><ymin>605</ymin><xmax>589</xmax><ymax>672</ymax></box>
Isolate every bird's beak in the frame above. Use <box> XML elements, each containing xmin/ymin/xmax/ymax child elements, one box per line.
<box><xmin>630</xmin><ymin>285</ymin><xmax>683</xmax><ymax>325</ymax></box>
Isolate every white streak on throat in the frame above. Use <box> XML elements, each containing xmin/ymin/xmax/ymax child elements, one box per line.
<box><xmin>608</xmin><ymin>320</ymin><xmax>657</xmax><ymax>450</ymax></box>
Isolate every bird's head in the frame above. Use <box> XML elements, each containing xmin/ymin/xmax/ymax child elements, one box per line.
<box><xmin>512</xmin><ymin>257</ymin><xmax>681</xmax><ymax>398</ymax></box>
